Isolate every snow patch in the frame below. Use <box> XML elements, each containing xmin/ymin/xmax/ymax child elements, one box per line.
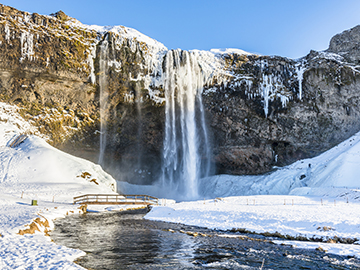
<box><xmin>210</xmin><ymin>48</ymin><xmax>253</xmax><ymax>56</ymax></box>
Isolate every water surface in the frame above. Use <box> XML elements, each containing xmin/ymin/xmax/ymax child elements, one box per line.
<box><xmin>51</xmin><ymin>209</ymin><xmax>360</xmax><ymax>269</ymax></box>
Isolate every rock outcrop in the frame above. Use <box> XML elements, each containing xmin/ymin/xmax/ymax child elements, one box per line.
<box><xmin>0</xmin><ymin>5</ymin><xmax>99</xmax><ymax>147</ymax></box>
<box><xmin>0</xmin><ymin>4</ymin><xmax>360</xmax><ymax>184</ymax></box>
<box><xmin>327</xmin><ymin>25</ymin><xmax>360</xmax><ymax>64</ymax></box>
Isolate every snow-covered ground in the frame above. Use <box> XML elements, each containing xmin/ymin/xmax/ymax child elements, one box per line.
<box><xmin>0</xmin><ymin>102</ymin><xmax>119</xmax><ymax>269</ymax></box>
<box><xmin>146</xmin><ymin>195</ymin><xmax>360</xmax><ymax>257</ymax></box>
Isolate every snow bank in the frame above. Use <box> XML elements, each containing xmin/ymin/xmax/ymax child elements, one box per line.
<box><xmin>0</xmin><ymin>203</ymin><xmax>87</xmax><ymax>270</ymax></box>
<box><xmin>0</xmin><ymin>234</ymin><xmax>85</xmax><ymax>270</ymax></box>
<box><xmin>146</xmin><ymin>195</ymin><xmax>360</xmax><ymax>239</ymax></box>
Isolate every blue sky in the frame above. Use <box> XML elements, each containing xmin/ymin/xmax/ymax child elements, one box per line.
<box><xmin>2</xmin><ymin>0</ymin><xmax>360</xmax><ymax>59</ymax></box>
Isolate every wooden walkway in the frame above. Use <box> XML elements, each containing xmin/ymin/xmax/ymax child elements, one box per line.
<box><xmin>73</xmin><ymin>194</ymin><xmax>159</xmax><ymax>206</ymax></box>
<box><xmin>8</xmin><ymin>134</ymin><xmax>28</xmax><ymax>148</ymax></box>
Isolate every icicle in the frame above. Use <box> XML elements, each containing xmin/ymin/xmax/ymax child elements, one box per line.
<box><xmin>19</xmin><ymin>31</ymin><xmax>34</xmax><ymax>62</ymax></box>
<box><xmin>260</xmin><ymin>72</ymin><xmax>292</xmax><ymax>117</ymax></box>
<box><xmin>87</xmin><ymin>45</ymin><xmax>97</xmax><ymax>84</ymax></box>
<box><xmin>4</xmin><ymin>23</ymin><xmax>10</xmax><ymax>42</ymax></box>
<box><xmin>124</xmin><ymin>93</ymin><xmax>134</xmax><ymax>103</ymax></box>
<box><xmin>261</xmin><ymin>74</ymin><xmax>271</xmax><ymax>117</ymax></box>
<box><xmin>280</xmin><ymin>95</ymin><xmax>289</xmax><ymax>108</ymax></box>
<box><xmin>296</xmin><ymin>64</ymin><xmax>306</xmax><ymax>100</ymax></box>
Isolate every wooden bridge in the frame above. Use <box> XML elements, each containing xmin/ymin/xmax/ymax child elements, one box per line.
<box><xmin>73</xmin><ymin>194</ymin><xmax>159</xmax><ymax>206</ymax></box>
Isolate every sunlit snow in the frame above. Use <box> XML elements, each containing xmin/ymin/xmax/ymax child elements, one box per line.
<box><xmin>0</xmin><ymin>102</ymin><xmax>117</xmax><ymax>269</ymax></box>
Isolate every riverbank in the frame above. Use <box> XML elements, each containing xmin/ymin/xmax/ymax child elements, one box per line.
<box><xmin>2</xmin><ymin>193</ymin><xmax>360</xmax><ymax>269</ymax></box>
<box><xmin>0</xmin><ymin>200</ymin><xmax>86</xmax><ymax>269</ymax></box>
<box><xmin>145</xmin><ymin>194</ymin><xmax>360</xmax><ymax>259</ymax></box>
<box><xmin>0</xmin><ymin>196</ymin><xmax>147</xmax><ymax>269</ymax></box>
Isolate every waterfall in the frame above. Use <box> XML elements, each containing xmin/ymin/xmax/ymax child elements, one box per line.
<box><xmin>160</xmin><ymin>49</ymin><xmax>211</xmax><ymax>199</ymax></box>
<box><xmin>98</xmin><ymin>39</ymin><xmax>109</xmax><ymax>165</ymax></box>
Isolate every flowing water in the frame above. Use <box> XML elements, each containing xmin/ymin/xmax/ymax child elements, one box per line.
<box><xmin>51</xmin><ymin>210</ymin><xmax>360</xmax><ymax>270</ymax></box>
<box><xmin>160</xmin><ymin>50</ymin><xmax>211</xmax><ymax>199</ymax></box>
<box><xmin>98</xmin><ymin>39</ymin><xmax>109</xmax><ymax>165</ymax></box>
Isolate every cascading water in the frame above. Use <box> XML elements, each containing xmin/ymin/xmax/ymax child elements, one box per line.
<box><xmin>160</xmin><ymin>49</ymin><xmax>211</xmax><ymax>199</ymax></box>
<box><xmin>98</xmin><ymin>39</ymin><xmax>109</xmax><ymax>165</ymax></box>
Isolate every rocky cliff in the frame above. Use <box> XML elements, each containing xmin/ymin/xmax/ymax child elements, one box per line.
<box><xmin>0</xmin><ymin>5</ymin><xmax>167</xmax><ymax>183</ymax></box>
<box><xmin>206</xmin><ymin>51</ymin><xmax>360</xmax><ymax>174</ymax></box>
<box><xmin>1</xmin><ymin>4</ymin><xmax>360</xmax><ymax>184</ymax></box>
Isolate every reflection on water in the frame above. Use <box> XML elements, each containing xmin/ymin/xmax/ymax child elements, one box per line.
<box><xmin>51</xmin><ymin>209</ymin><xmax>360</xmax><ymax>269</ymax></box>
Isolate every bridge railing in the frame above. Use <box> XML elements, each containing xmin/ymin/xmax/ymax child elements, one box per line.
<box><xmin>73</xmin><ymin>194</ymin><xmax>159</xmax><ymax>205</ymax></box>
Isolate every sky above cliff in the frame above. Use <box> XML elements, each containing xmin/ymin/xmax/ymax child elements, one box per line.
<box><xmin>2</xmin><ymin>0</ymin><xmax>360</xmax><ymax>59</ymax></box>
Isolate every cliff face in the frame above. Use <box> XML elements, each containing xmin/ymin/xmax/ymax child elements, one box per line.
<box><xmin>0</xmin><ymin>6</ymin><xmax>98</xmax><ymax>145</ymax></box>
<box><xmin>0</xmin><ymin>5</ymin><xmax>166</xmax><ymax>180</ymax></box>
<box><xmin>1</xmin><ymin>5</ymin><xmax>360</xmax><ymax>183</ymax></box>
<box><xmin>206</xmin><ymin>52</ymin><xmax>360</xmax><ymax>174</ymax></box>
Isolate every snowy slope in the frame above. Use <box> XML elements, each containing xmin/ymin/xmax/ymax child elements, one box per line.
<box><xmin>198</xmin><ymin>131</ymin><xmax>360</xmax><ymax>199</ymax></box>
<box><xmin>0</xmin><ymin>136</ymin><xmax>116</xmax><ymax>203</ymax></box>
<box><xmin>0</xmin><ymin>102</ymin><xmax>117</xmax><ymax>269</ymax></box>
<box><xmin>0</xmin><ymin>103</ymin><xmax>117</xmax><ymax>203</ymax></box>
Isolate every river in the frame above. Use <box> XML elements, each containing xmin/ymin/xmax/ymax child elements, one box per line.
<box><xmin>50</xmin><ymin>209</ymin><xmax>360</xmax><ymax>269</ymax></box>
